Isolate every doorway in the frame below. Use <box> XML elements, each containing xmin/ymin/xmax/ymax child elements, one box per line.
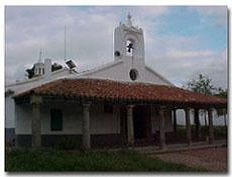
<box><xmin>120</xmin><ymin>106</ymin><xmax>127</xmax><ymax>145</ymax></box>
<box><xmin>133</xmin><ymin>105</ymin><xmax>152</xmax><ymax>140</ymax></box>
<box><xmin>120</xmin><ymin>105</ymin><xmax>152</xmax><ymax>145</ymax></box>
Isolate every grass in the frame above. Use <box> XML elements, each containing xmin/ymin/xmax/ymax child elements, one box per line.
<box><xmin>212</xmin><ymin>126</ymin><xmax>227</xmax><ymax>139</ymax></box>
<box><xmin>5</xmin><ymin>149</ymin><xmax>206</xmax><ymax>172</ymax></box>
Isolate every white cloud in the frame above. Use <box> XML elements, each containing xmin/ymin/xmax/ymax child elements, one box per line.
<box><xmin>192</xmin><ymin>49</ymin><xmax>227</xmax><ymax>88</ymax></box>
<box><xmin>149</xmin><ymin>48</ymin><xmax>227</xmax><ymax>88</ymax></box>
<box><xmin>5</xmin><ymin>6</ymin><xmax>227</xmax><ymax>90</ymax></box>
<box><xmin>166</xmin><ymin>49</ymin><xmax>214</xmax><ymax>59</ymax></box>
<box><xmin>5</xmin><ymin>7</ymin><xmax>119</xmax><ymax>83</ymax></box>
<box><xmin>5</xmin><ymin>6</ymin><xmax>170</xmax><ymax>84</ymax></box>
<box><xmin>187</xmin><ymin>6</ymin><xmax>227</xmax><ymax>26</ymax></box>
<box><xmin>144</xmin><ymin>32</ymin><xmax>226</xmax><ymax>88</ymax></box>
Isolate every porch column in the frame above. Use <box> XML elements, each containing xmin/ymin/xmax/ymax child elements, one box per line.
<box><xmin>185</xmin><ymin>108</ymin><xmax>192</xmax><ymax>146</ymax></box>
<box><xmin>159</xmin><ymin>107</ymin><xmax>166</xmax><ymax>150</ymax></box>
<box><xmin>82</xmin><ymin>102</ymin><xmax>91</xmax><ymax>149</ymax></box>
<box><xmin>194</xmin><ymin>108</ymin><xmax>200</xmax><ymax>141</ymax></box>
<box><xmin>173</xmin><ymin>109</ymin><xmax>177</xmax><ymax>132</ymax></box>
<box><xmin>127</xmin><ymin>105</ymin><xmax>134</xmax><ymax>145</ymax></box>
<box><xmin>31</xmin><ymin>95</ymin><xmax>42</xmax><ymax>148</ymax></box>
<box><xmin>208</xmin><ymin>108</ymin><xmax>214</xmax><ymax>144</ymax></box>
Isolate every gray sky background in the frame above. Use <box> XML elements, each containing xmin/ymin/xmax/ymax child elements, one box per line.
<box><xmin>5</xmin><ymin>6</ymin><xmax>227</xmax><ymax>89</ymax></box>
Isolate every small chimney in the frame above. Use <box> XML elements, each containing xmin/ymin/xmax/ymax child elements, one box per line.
<box><xmin>44</xmin><ymin>58</ymin><xmax>52</xmax><ymax>78</ymax></box>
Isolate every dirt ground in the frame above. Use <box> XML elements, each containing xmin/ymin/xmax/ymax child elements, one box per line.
<box><xmin>149</xmin><ymin>147</ymin><xmax>227</xmax><ymax>172</ymax></box>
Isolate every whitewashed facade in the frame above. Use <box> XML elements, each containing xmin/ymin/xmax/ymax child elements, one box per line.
<box><xmin>16</xmin><ymin>103</ymin><xmax>173</xmax><ymax>135</ymax></box>
<box><xmin>8</xmin><ymin>14</ymin><xmax>175</xmax><ymax>147</ymax></box>
<box><xmin>6</xmin><ymin>62</ymin><xmax>75</xmax><ymax>129</ymax></box>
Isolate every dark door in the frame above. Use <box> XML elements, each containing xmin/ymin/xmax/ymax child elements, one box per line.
<box><xmin>120</xmin><ymin>106</ymin><xmax>127</xmax><ymax>144</ymax></box>
<box><xmin>133</xmin><ymin>106</ymin><xmax>152</xmax><ymax>140</ymax></box>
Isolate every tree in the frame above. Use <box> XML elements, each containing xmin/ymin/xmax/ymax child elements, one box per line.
<box><xmin>215</xmin><ymin>87</ymin><xmax>227</xmax><ymax>98</ymax></box>
<box><xmin>186</xmin><ymin>74</ymin><xmax>215</xmax><ymax>95</ymax></box>
<box><xmin>26</xmin><ymin>65</ymin><xmax>35</xmax><ymax>79</ymax></box>
<box><xmin>186</xmin><ymin>74</ymin><xmax>216</xmax><ymax>126</ymax></box>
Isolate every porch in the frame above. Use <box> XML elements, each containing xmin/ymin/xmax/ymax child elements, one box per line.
<box><xmin>13</xmin><ymin>78</ymin><xmax>227</xmax><ymax>150</ymax></box>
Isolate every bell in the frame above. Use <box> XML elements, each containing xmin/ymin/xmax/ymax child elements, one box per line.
<box><xmin>127</xmin><ymin>43</ymin><xmax>133</xmax><ymax>52</ymax></box>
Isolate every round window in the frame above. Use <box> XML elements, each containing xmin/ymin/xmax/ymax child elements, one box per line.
<box><xmin>129</xmin><ymin>69</ymin><xmax>138</xmax><ymax>81</ymax></box>
<box><xmin>114</xmin><ymin>51</ymin><xmax>121</xmax><ymax>57</ymax></box>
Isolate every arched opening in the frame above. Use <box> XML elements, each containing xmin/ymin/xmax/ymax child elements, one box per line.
<box><xmin>126</xmin><ymin>39</ymin><xmax>134</xmax><ymax>56</ymax></box>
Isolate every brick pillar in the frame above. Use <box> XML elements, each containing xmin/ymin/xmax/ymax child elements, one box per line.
<box><xmin>173</xmin><ymin>109</ymin><xmax>177</xmax><ymax>132</ymax></box>
<box><xmin>31</xmin><ymin>95</ymin><xmax>42</xmax><ymax>148</ymax></box>
<box><xmin>159</xmin><ymin>108</ymin><xmax>166</xmax><ymax>150</ymax></box>
<box><xmin>185</xmin><ymin>108</ymin><xmax>192</xmax><ymax>146</ymax></box>
<box><xmin>194</xmin><ymin>108</ymin><xmax>200</xmax><ymax>141</ymax></box>
<box><xmin>208</xmin><ymin>108</ymin><xmax>214</xmax><ymax>144</ymax></box>
<box><xmin>82</xmin><ymin>103</ymin><xmax>91</xmax><ymax>149</ymax></box>
<box><xmin>127</xmin><ymin>105</ymin><xmax>134</xmax><ymax>145</ymax></box>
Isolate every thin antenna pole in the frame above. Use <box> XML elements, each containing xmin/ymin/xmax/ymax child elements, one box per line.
<box><xmin>64</xmin><ymin>25</ymin><xmax>67</xmax><ymax>61</ymax></box>
<box><xmin>39</xmin><ymin>48</ymin><xmax>42</xmax><ymax>63</ymax></box>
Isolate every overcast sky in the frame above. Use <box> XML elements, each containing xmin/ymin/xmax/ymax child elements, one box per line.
<box><xmin>5</xmin><ymin>6</ymin><xmax>227</xmax><ymax>88</ymax></box>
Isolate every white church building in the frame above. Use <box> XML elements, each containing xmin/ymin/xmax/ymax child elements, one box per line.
<box><xmin>6</xmin><ymin>14</ymin><xmax>226</xmax><ymax>149</ymax></box>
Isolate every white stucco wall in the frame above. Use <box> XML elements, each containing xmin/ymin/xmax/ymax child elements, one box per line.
<box><xmin>6</xmin><ymin>68</ymin><xmax>72</xmax><ymax>95</ymax></box>
<box><xmin>15</xmin><ymin>102</ymin><xmax>173</xmax><ymax>135</ymax></box>
<box><xmin>79</xmin><ymin>57</ymin><xmax>171</xmax><ymax>86</ymax></box>
<box><xmin>143</xmin><ymin>67</ymin><xmax>172</xmax><ymax>85</ymax></box>
<box><xmin>80</xmin><ymin>61</ymin><xmax>126</xmax><ymax>81</ymax></box>
<box><xmin>6</xmin><ymin>68</ymin><xmax>74</xmax><ymax>129</ymax></box>
<box><xmin>15</xmin><ymin>103</ymin><xmax>121</xmax><ymax>135</ymax></box>
<box><xmin>5</xmin><ymin>96</ymin><xmax>15</xmax><ymax>128</ymax></box>
<box><xmin>15</xmin><ymin>104</ymin><xmax>32</xmax><ymax>134</ymax></box>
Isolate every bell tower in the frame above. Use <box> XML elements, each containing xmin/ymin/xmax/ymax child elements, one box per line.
<box><xmin>114</xmin><ymin>13</ymin><xmax>145</xmax><ymax>67</ymax></box>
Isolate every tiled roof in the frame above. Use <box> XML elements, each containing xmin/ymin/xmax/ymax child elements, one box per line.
<box><xmin>15</xmin><ymin>78</ymin><xmax>227</xmax><ymax>108</ymax></box>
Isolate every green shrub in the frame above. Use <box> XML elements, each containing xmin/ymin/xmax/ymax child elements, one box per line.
<box><xmin>6</xmin><ymin>149</ymin><xmax>206</xmax><ymax>172</ymax></box>
<box><xmin>214</xmin><ymin>126</ymin><xmax>227</xmax><ymax>139</ymax></box>
<box><xmin>56</xmin><ymin>137</ymin><xmax>81</xmax><ymax>150</ymax></box>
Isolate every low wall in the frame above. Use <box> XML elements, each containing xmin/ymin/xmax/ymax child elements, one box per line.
<box><xmin>16</xmin><ymin>134</ymin><xmax>125</xmax><ymax>148</ymax></box>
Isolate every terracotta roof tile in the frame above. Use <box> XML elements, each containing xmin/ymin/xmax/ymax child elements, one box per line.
<box><xmin>15</xmin><ymin>78</ymin><xmax>227</xmax><ymax>107</ymax></box>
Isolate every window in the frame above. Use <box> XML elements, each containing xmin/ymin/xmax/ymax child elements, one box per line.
<box><xmin>104</xmin><ymin>104</ymin><xmax>113</xmax><ymax>113</ymax></box>
<box><xmin>51</xmin><ymin>109</ymin><xmax>63</xmax><ymax>131</ymax></box>
<box><xmin>129</xmin><ymin>69</ymin><xmax>138</xmax><ymax>81</ymax></box>
<box><xmin>114</xmin><ymin>51</ymin><xmax>121</xmax><ymax>57</ymax></box>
